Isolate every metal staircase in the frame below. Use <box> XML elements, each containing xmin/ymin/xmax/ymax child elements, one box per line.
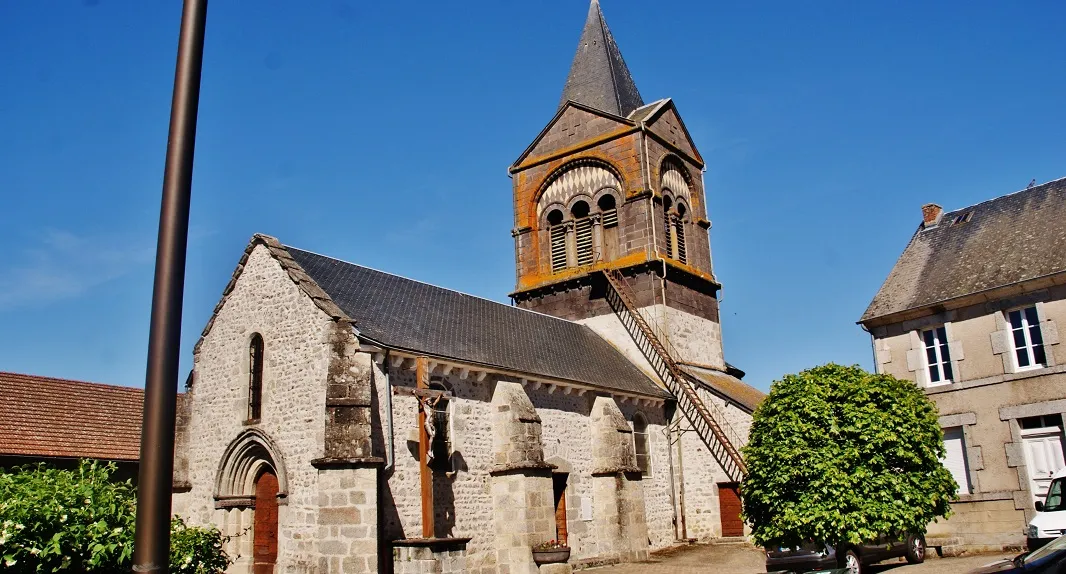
<box><xmin>602</xmin><ymin>268</ymin><xmax>747</xmax><ymax>481</ymax></box>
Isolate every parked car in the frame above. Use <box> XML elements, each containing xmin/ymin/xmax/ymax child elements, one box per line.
<box><xmin>1027</xmin><ymin>469</ymin><xmax>1066</xmax><ymax>551</ymax></box>
<box><xmin>969</xmin><ymin>534</ymin><xmax>1066</xmax><ymax>572</ymax></box>
<box><xmin>765</xmin><ymin>533</ymin><xmax>926</xmax><ymax>574</ymax></box>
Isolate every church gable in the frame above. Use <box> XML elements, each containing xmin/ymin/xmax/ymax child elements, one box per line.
<box><xmin>644</xmin><ymin>103</ymin><xmax>703</xmax><ymax>167</ymax></box>
<box><xmin>512</xmin><ymin>102</ymin><xmax>635</xmax><ymax>171</ymax></box>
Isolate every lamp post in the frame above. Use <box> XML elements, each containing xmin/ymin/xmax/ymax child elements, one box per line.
<box><xmin>133</xmin><ymin>0</ymin><xmax>208</xmax><ymax>571</ymax></box>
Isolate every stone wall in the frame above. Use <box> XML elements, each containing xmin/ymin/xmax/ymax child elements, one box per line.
<box><xmin>375</xmin><ymin>365</ymin><xmax>679</xmax><ymax>572</ymax></box>
<box><xmin>175</xmin><ymin>244</ymin><xmax>335</xmax><ymax>572</ymax></box>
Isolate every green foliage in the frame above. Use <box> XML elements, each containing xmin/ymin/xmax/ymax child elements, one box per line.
<box><xmin>0</xmin><ymin>460</ymin><xmax>230</xmax><ymax>573</ymax></box>
<box><xmin>170</xmin><ymin>518</ymin><xmax>229</xmax><ymax>574</ymax></box>
<box><xmin>740</xmin><ymin>363</ymin><xmax>957</xmax><ymax>548</ymax></box>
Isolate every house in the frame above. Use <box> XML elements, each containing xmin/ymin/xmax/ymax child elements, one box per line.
<box><xmin>859</xmin><ymin>177</ymin><xmax>1066</xmax><ymax>553</ymax></box>
<box><xmin>171</xmin><ymin>2</ymin><xmax>764</xmax><ymax>573</ymax></box>
<box><xmin>0</xmin><ymin>371</ymin><xmax>144</xmax><ymax>483</ymax></box>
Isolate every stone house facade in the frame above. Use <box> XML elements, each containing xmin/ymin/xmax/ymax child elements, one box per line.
<box><xmin>860</xmin><ymin>177</ymin><xmax>1066</xmax><ymax>553</ymax></box>
<box><xmin>172</xmin><ymin>3</ymin><xmax>763</xmax><ymax>573</ymax></box>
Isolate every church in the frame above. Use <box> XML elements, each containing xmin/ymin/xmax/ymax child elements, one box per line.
<box><xmin>171</xmin><ymin>2</ymin><xmax>764</xmax><ymax>572</ymax></box>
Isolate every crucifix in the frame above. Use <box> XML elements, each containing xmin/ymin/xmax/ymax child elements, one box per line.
<box><xmin>416</xmin><ymin>356</ymin><xmax>435</xmax><ymax>539</ymax></box>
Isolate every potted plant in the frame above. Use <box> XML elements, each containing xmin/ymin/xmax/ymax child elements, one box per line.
<box><xmin>531</xmin><ymin>540</ymin><xmax>570</xmax><ymax>565</ymax></box>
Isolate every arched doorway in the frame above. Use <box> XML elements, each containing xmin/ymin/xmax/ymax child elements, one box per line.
<box><xmin>253</xmin><ymin>470</ymin><xmax>279</xmax><ymax>574</ymax></box>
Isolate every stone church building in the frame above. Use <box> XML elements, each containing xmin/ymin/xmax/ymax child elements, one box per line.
<box><xmin>172</xmin><ymin>2</ymin><xmax>763</xmax><ymax>572</ymax></box>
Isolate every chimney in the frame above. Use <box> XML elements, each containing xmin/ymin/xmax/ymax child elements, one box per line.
<box><xmin>921</xmin><ymin>203</ymin><xmax>943</xmax><ymax>227</ymax></box>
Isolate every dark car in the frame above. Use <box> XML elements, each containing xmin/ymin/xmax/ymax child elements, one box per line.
<box><xmin>765</xmin><ymin>533</ymin><xmax>926</xmax><ymax>574</ymax></box>
<box><xmin>969</xmin><ymin>534</ymin><xmax>1066</xmax><ymax>573</ymax></box>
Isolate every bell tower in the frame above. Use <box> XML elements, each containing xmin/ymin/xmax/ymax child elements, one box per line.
<box><xmin>509</xmin><ymin>0</ymin><xmax>728</xmax><ymax>371</ymax></box>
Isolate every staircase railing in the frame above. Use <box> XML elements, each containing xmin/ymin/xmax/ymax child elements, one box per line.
<box><xmin>602</xmin><ymin>268</ymin><xmax>747</xmax><ymax>481</ymax></box>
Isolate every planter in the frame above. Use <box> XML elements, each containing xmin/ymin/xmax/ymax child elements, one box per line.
<box><xmin>531</xmin><ymin>548</ymin><xmax>570</xmax><ymax>565</ymax></box>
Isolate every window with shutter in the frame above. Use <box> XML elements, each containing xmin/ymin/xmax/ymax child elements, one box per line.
<box><xmin>675</xmin><ymin>219</ymin><xmax>687</xmax><ymax>264</ymax></box>
<box><xmin>663</xmin><ymin>197</ymin><xmax>675</xmax><ymax>258</ymax></box>
<box><xmin>575</xmin><ymin>218</ymin><xmax>593</xmax><ymax>266</ymax></box>
<box><xmin>550</xmin><ymin>225</ymin><xmax>567</xmax><ymax>273</ymax></box>
<box><xmin>941</xmin><ymin>426</ymin><xmax>972</xmax><ymax>494</ymax></box>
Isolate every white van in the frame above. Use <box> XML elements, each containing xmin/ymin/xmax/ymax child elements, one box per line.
<box><xmin>1027</xmin><ymin>467</ymin><xmax>1066</xmax><ymax>551</ymax></box>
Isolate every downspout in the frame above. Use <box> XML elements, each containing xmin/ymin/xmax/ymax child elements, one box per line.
<box><xmin>860</xmin><ymin>323</ymin><xmax>879</xmax><ymax>374</ymax></box>
<box><xmin>676</xmin><ymin>416</ymin><xmax>688</xmax><ymax>540</ymax></box>
<box><xmin>664</xmin><ymin>409</ymin><xmax>680</xmax><ymax>540</ymax></box>
<box><xmin>383</xmin><ymin>349</ymin><xmax>396</xmax><ymax>472</ymax></box>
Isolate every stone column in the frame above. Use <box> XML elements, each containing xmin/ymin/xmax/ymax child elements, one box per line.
<box><xmin>490</xmin><ymin>380</ymin><xmax>556</xmax><ymax>574</ymax></box>
<box><xmin>590</xmin><ymin>396</ymin><xmax>649</xmax><ymax>562</ymax></box>
<box><xmin>591</xmin><ymin>214</ymin><xmax>604</xmax><ymax>263</ymax></box>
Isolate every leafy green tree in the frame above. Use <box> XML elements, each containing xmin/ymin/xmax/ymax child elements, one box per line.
<box><xmin>0</xmin><ymin>460</ymin><xmax>230</xmax><ymax>573</ymax></box>
<box><xmin>741</xmin><ymin>363</ymin><xmax>956</xmax><ymax>548</ymax></box>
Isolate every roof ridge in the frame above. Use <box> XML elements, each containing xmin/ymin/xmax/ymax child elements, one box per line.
<box><xmin>940</xmin><ymin>175</ymin><xmax>1066</xmax><ymax>216</ymax></box>
<box><xmin>283</xmin><ymin>245</ymin><xmax>587</xmax><ymax>328</ymax></box>
<box><xmin>0</xmin><ymin>371</ymin><xmax>144</xmax><ymax>393</ymax></box>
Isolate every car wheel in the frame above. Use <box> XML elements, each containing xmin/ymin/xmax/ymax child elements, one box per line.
<box><xmin>905</xmin><ymin>534</ymin><xmax>926</xmax><ymax>564</ymax></box>
<box><xmin>841</xmin><ymin>548</ymin><xmax>861</xmax><ymax>574</ymax></box>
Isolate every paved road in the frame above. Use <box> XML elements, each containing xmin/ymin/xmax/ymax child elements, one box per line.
<box><xmin>583</xmin><ymin>543</ymin><xmax>1017</xmax><ymax>574</ymax></box>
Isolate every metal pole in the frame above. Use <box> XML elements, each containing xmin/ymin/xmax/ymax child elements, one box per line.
<box><xmin>133</xmin><ymin>0</ymin><xmax>207</xmax><ymax>571</ymax></box>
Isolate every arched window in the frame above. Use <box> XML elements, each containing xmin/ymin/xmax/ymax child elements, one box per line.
<box><xmin>633</xmin><ymin>413</ymin><xmax>651</xmax><ymax>477</ymax></box>
<box><xmin>571</xmin><ymin>200</ymin><xmax>594</xmax><ymax>267</ymax></box>
<box><xmin>547</xmin><ymin>209</ymin><xmax>567</xmax><ymax>273</ymax></box>
<box><xmin>597</xmin><ymin>194</ymin><xmax>618</xmax><ymax>262</ymax></box>
<box><xmin>248</xmin><ymin>333</ymin><xmax>264</xmax><ymax>421</ymax></box>
<box><xmin>675</xmin><ymin>203</ymin><xmax>688</xmax><ymax>264</ymax></box>
<box><xmin>663</xmin><ymin>195</ymin><xmax>676</xmax><ymax>259</ymax></box>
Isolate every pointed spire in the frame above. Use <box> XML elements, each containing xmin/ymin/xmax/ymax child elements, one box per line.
<box><xmin>559</xmin><ymin>0</ymin><xmax>644</xmax><ymax>117</ymax></box>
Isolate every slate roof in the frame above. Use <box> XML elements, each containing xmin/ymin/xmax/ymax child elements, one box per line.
<box><xmin>0</xmin><ymin>372</ymin><xmax>144</xmax><ymax>461</ymax></box>
<box><xmin>681</xmin><ymin>365</ymin><xmax>766</xmax><ymax>413</ymax></box>
<box><xmin>861</xmin><ymin>177</ymin><xmax>1066</xmax><ymax>323</ymax></box>
<box><xmin>285</xmin><ymin>246</ymin><xmax>666</xmax><ymax>397</ymax></box>
<box><xmin>559</xmin><ymin>0</ymin><xmax>644</xmax><ymax>117</ymax></box>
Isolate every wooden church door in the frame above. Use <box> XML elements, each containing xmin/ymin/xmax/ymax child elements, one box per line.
<box><xmin>718</xmin><ymin>482</ymin><xmax>744</xmax><ymax>537</ymax></box>
<box><xmin>253</xmin><ymin>470</ymin><xmax>279</xmax><ymax>574</ymax></box>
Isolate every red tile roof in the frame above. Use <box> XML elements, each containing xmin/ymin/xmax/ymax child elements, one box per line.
<box><xmin>0</xmin><ymin>372</ymin><xmax>144</xmax><ymax>461</ymax></box>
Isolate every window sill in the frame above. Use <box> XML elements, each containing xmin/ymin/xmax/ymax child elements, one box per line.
<box><xmin>924</xmin><ymin>364</ymin><xmax>1066</xmax><ymax>396</ymax></box>
<box><xmin>242</xmin><ymin>418</ymin><xmax>260</xmax><ymax>426</ymax></box>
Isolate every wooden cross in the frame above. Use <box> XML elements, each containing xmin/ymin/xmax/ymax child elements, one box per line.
<box><xmin>416</xmin><ymin>356</ymin><xmax>435</xmax><ymax>539</ymax></box>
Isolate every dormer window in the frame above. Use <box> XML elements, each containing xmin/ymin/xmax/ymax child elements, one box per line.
<box><xmin>248</xmin><ymin>333</ymin><xmax>265</xmax><ymax>421</ymax></box>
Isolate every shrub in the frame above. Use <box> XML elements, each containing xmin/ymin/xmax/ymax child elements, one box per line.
<box><xmin>0</xmin><ymin>460</ymin><xmax>229</xmax><ymax>573</ymax></box>
<box><xmin>741</xmin><ymin>364</ymin><xmax>957</xmax><ymax>548</ymax></box>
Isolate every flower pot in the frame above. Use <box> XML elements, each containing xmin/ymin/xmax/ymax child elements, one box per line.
<box><xmin>531</xmin><ymin>548</ymin><xmax>570</xmax><ymax>565</ymax></box>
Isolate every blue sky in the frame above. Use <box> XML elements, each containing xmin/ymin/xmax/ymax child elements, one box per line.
<box><xmin>1</xmin><ymin>1</ymin><xmax>1064</xmax><ymax>392</ymax></box>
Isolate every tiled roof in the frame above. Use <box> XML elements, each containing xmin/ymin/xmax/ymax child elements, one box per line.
<box><xmin>0</xmin><ymin>372</ymin><xmax>144</xmax><ymax>461</ymax></box>
<box><xmin>284</xmin><ymin>246</ymin><xmax>666</xmax><ymax>398</ymax></box>
<box><xmin>559</xmin><ymin>0</ymin><xmax>644</xmax><ymax>117</ymax></box>
<box><xmin>681</xmin><ymin>365</ymin><xmax>766</xmax><ymax>413</ymax></box>
<box><xmin>861</xmin><ymin>177</ymin><xmax>1066</xmax><ymax>323</ymax></box>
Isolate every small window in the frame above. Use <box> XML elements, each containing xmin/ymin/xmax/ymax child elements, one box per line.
<box><xmin>922</xmin><ymin>326</ymin><xmax>953</xmax><ymax>384</ymax></box>
<box><xmin>248</xmin><ymin>333</ymin><xmax>264</xmax><ymax>421</ymax></box>
<box><xmin>1020</xmin><ymin>414</ymin><xmax>1063</xmax><ymax>430</ymax></box>
<box><xmin>633</xmin><ymin>413</ymin><xmax>651</xmax><ymax>477</ymax></box>
<box><xmin>951</xmin><ymin>212</ymin><xmax>974</xmax><ymax>225</ymax></box>
<box><xmin>428</xmin><ymin>380</ymin><xmax>451</xmax><ymax>471</ymax></box>
<box><xmin>1009</xmin><ymin>306</ymin><xmax>1047</xmax><ymax>370</ymax></box>
<box><xmin>941</xmin><ymin>426</ymin><xmax>972</xmax><ymax>495</ymax></box>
